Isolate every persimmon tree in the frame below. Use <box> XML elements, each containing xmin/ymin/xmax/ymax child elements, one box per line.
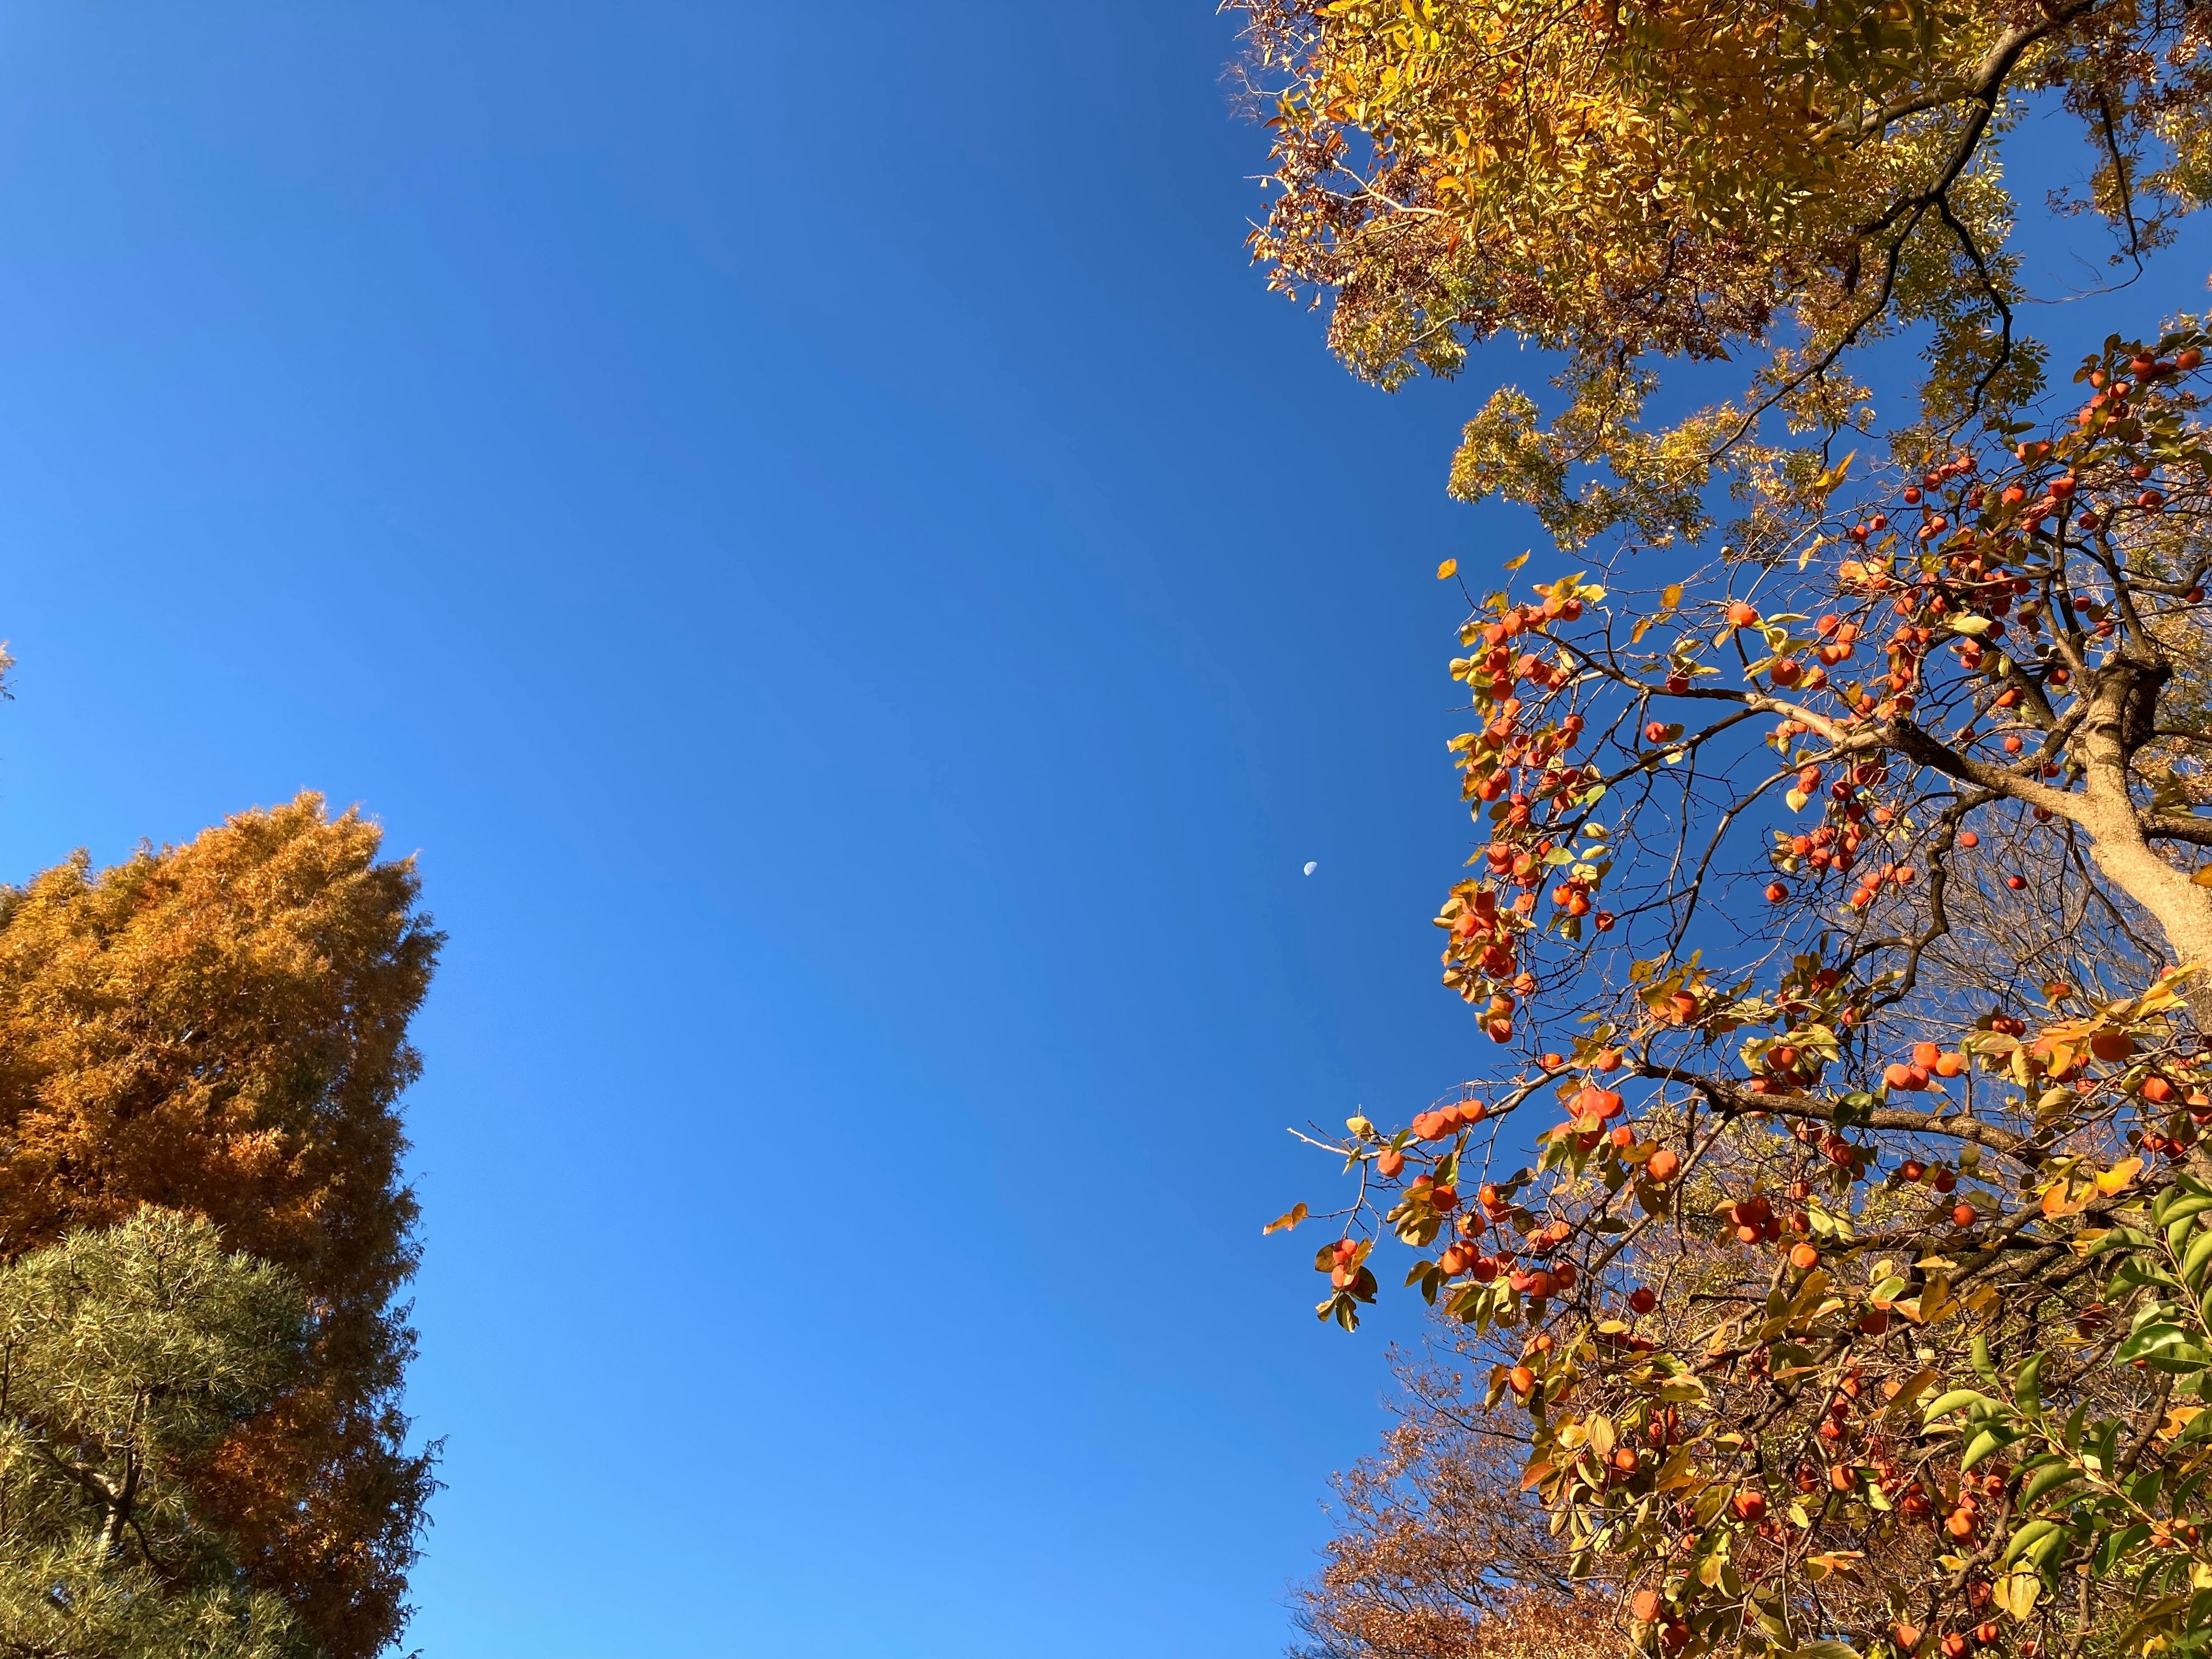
<box><xmin>0</xmin><ymin>797</ymin><xmax>440</xmax><ymax>1659</ymax></box>
<box><xmin>1232</xmin><ymin>0</ymin><xmax>2212</xmax><ymax>545</ymax></box>
<box><xmin>1236</xmin><ymin>5</ymin><xmax>2212</xmax><ymax>1655</ymax></box>
<box><xmin>1274</xmin><ymin>333</ymin><xmax>2212</xmax><ymax>1659</ymax></box>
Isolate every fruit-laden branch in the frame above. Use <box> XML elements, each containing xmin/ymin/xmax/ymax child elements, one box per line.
<box><xmin>1636</xmin><ymin>1062</ymin><xmax>2037</xmax><ymax>1165</ymax></box>
<box><xmin>1282</xmin><ymin>328</ymin><xmax>2212</xmax><ymax>1659</ymax></box>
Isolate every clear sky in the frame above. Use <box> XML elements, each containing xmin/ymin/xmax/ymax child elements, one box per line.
<box><xmin>0</xmin><ymin>8</ymin><xmax>2204</xmax><ymax>1658</ymax></box>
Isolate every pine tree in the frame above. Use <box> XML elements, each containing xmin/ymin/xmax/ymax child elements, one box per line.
<box><xmin>0</xmin><ymin>1207</ymin><xmax>316</xmax><ymax>1659</ymax></box>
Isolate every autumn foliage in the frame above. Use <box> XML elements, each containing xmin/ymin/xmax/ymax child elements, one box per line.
<box><xmin>1233</xmin><ymin>0</ymin><xmax>2212</xmax><ymax>546</ymax></box>
<box><xmin>1236</xmin><ymin>3</ymin><xmax>2212</xmax><ymax>1653</ymax></box>
<box><xmin>1276</xmin><ymin>333</ymin><xmax>2212</xmax><ymax>1654</ymax></box>
<box><xmin>0</xmin><ymin>795</ymin><xmax>439</xmax><ymax>1659</ymax></box>
<box><xmin>1294</xmin><ymin>1348</ymin><xmax>1630</xmax><ymax>1659</ymax></box>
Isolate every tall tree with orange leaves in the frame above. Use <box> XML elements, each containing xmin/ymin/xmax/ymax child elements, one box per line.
<box><xmin>0</xmin><ymin>794</ymin><xmax>440</xmax><ymax>1659</ymax></box>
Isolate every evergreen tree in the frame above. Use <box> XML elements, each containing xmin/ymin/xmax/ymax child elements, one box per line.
<box><xmin>0</xmin><ymin>1207</ymin><xmax>315</xmax><ymax>1659</ymax></box>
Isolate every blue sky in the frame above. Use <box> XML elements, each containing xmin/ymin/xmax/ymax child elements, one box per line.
<box><xmin>0</xmin><ymin>7</ymin><xmax>2203</xmax><ymax>1657</ymax></box>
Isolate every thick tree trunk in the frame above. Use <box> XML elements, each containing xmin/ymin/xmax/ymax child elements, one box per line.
<box><xmin>2088</xmin><ymin>829</ymin><xmax>2212</xmax><ymax>1027</ymax></box>
<box><xmin>2077</xmin><ymin>656</ymin><xmax>2212</xmax><ymax>1029</ymax></box>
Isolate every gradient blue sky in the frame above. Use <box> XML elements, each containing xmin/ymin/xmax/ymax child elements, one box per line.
<box><xmin>0</xmin><ymin>7</ymin><xmax>2203</xmax><ymax>1658</ymax></box>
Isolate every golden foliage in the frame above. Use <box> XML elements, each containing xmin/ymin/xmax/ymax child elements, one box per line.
<box><xmin>0</xmin><ymin>794</ymin><xmax>440</xmax><ymax>1659</ymax></box>
<box><xmin>1233</xmin><ymin>0</ymin><xmax>2212</xmax><ymax>541</ymax></box>
<box><xmin>1296</xmin><ymin>1351</ymin><xmax>1630</xmax><ymax>1659</ymax></box>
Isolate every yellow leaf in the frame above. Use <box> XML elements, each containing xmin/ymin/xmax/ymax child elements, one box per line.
<box><xmin>1503</xmin><ymin>551</ymin><xmax>1530</xmax><ymax>570</ymax></box>
<box><xmin>1264</xmin><ymin>1202</ymin><xmax>1310</xmax><ymax>1235</ymax></box>
<box><xmin>1437</xmin><ymin>559</ymin><xmax>1459</xmax><ymax>580</ymax></box>
<box><xmin>1882</xmin><ymin>1367</ymin><xmax>1938</xmax><ymax>1424</ymax></box>
<box><xmin>1660</xmin><ymin>582</ymin><xmax>1684</xmax><ymax>611</ymax></box>
<box><xmin>2193</xmin><ymin>866</ymin><xmax>2212</xmax><ymax>887</ymax></box>
<box><xmin>2094</xmin><ymin>1156</ymin><xmax>2144</xmax><ymax>1195</ymax></box>
<box><xmin>1910</xmin><ymin>1274</ymin><xmax>1952</xmax><ymax>1325</ymax></box>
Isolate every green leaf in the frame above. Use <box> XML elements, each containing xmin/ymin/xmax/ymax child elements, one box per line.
<box><xmin>2082</xmin><ymin>1225</ymin><xmax>2152</xmax><ymax>1259</ymax></box>
<box><xmin>2004</xmin><ymin>1517</ymin><xmax>2062</xmax><ymax>1566</ymax></box>
<box><xmin>1961</xmin><ymin>1425</ymin><xmax>2015</xmax><ymax>1469</ymax></box>
<box><xmin>2020</xmin><ymin>1459</ymin><xmax>2083</xmax><ymax>1506</ymax></box>
<box><xmin>2180</xmin><ymin>1225</ymin><xmax>2212</xmax><ymax>1291</ymax></box>
<box><xmin>2094</xmin><ymin>1522</ymin><xmax>2151</xmax><ymax>1575</ymax></box>
<box><xmin>1971</xmin><ymin>1334</ymin><xmax>1996</xmax><ymax>1382</ymax></box>
<box><xmin>2154</xmin><ymin>1190</ymin><xmax>2212</xmax><ymax>1226</ymax></box>
<box><xmin>2116</xmin><ymin>1323</ymin><xmax>2209</xmax><ymax>1372</ymax></box>
<box><xmin>1923</xmin><ymin>1388</ymin><xmax>1997</xmax><ymax>1423</ymax></box>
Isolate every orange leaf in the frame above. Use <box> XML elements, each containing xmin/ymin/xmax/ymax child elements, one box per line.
<box><xmin>2040</xmin><ymin>1182</ymin><xmax>2086</xmax><ymax>1219</ymax></box>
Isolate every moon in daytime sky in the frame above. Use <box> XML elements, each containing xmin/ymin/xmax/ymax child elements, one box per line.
<box><xmin>1302</xmin><ymin>861</ymin><xmax>1317</xmax><ymax>876</ymax></box>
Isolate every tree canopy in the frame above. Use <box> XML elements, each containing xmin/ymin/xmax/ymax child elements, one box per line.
<box><xmin>1282</xmin><ymin>317</ymin><xmax>2212</xmax><ymax>1659</ymax></box>
<box><xmin>1241</xmin><ymin>5</ymin><xmax>2212</xmax><ymax>1659</ymax></box>
<box><xmin>0</xmin><ymin>796</ymin><xmax>440</xmax><ymax>1659</ymax></box>
<box><xmin>1235</xmin><ymin>0</ymin><xmax>2212</xmax><ymax>544</ymax></box>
